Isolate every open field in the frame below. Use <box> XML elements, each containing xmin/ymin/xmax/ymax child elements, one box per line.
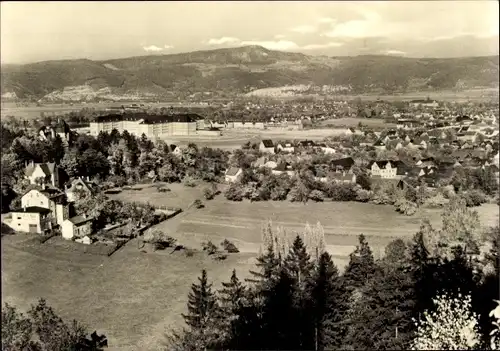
<box><xmin>110</xmin><ymin>184</ymin><xmax>500</xmax><ymax>259</ymax></box>
<box><xmin>1</xmin><ymin>233</ymin><xmax>256</xmax><ymax>351</ymax></box>
<box><xmin>0</xmin><ymin>101</ymin><xmax>211</xmax><ymax>119</ymax></box>
<box><xmin>3</xmin><ymin>184</ymin><xmax>498</xmax><ymax>350</ymax></box>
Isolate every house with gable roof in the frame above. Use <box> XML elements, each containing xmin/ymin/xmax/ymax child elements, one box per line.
<box><xmin>24</xmin><ymin>161</ymin><xmax>63</xmax><ymax>188</ymax></box>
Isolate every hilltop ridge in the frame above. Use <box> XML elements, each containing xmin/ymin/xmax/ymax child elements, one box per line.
<box><xmin>1</xmin><ymin>45</ymin><xmax>498</xmax><ymax>101</ymax></box>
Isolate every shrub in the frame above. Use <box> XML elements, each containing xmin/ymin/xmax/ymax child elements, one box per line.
<box><xmin>394</xmin><ymin>199</ymin><xmax>417</xmax><ymax>216</ymax></box>
<box><xmin>221</xmin><ymin>239</ymin><xmax>239</xmax><ymax>253</ymax></box>
<box><xmin>203</xmin><ymin>187</ymin><xmax>214</xmax><ymax>200</ymax></box>
<box><xmin>183</xmin><ymin>176</ymin><xmax>197</xmax><ymax>188</ymax></box>
<box><xmin>309</xmin><ymin>190</ymin><xmax>325</xmax><ymax>202</ymax></box>
<box><xmin>462</xmin><ymin>190</ymin><xmax>487</xmax><ymax>207</ymax></box>
<box><xmin>425</xmin><ymin>193</ymin><xmax>448</xmax><ymax>208</ymax></box>
<box><xmin>225</xmin><ymin>184</ymin><xmax>243</xmax><ymax>201</ymax></box>
<box><xmin>213</xmin><ymin>252</ymin><xmax>228</xmax><ymax>261</ymax></box>
<box><xmin>202</xmin><ymin>240</ymin><xmax>218</xmax><ymax>255</ymax></box>
<box><xmin>355</xmin><ymin>188</ymin><xmax>372</xmax><ymax>202</ymax></box>
<box><xmin>185</xmin><ymin>248</ymin><xmax>196</xmax><ymax>257</ymax></box>
<box><xmin>192</xmin><ymin>199</ymin><xmax>204</xmax><ymax>209</ymax></box>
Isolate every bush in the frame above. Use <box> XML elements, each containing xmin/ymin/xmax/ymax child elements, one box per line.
<box><xmin>192</xmin><ymin>199</ymin><xmax>204</xmax><ymax>209</ymax></box>
<box><xmin>183</xmin><ymin>176</ymin><xmax>197</xmax><ymax>188</ymax></box>
<box><xmin>394</xmin><ymin>199</ymin><xmax>417</xmax><ymax>216</ymax></box>
<box><xmin>202</xmin><ymin>240</ymin><xmax>218</xmax><ymax>255</ymax></box>
<box><xmin>221</xmin><ymin>239</ymin><xmax>239</xmax><ymax>253</ymax></box>
<box><xmin>203</xmin><ymin>187</ymin><xmax>215</xmax><ymax>200</ymax></box>
<box><xmin>462</xmin><ymin>190</ymin><xmax>487</xmax><ymax>207</ymax></box>
<box><xmin>185</xmin><ymin>248</ymin><xmax>196</xmax><ymax>257</ymax></box>
<box><xmin>225</xmin><ymin>184</ymin><xmax>243</xmax><ymax>201</ymax></box>
<box><xmin>213</xmin><ymin>252</ymin><xmax>228</xmax><ymax>261</ymax></box>
<box><xmin>355</xmin><ymin>188</ymin><xmax>372</xmax><ymax>202</ymax></box>
<box><xmin>425</xmin><ymin>193</ymin><xmax>448</xmax><ymax>208</ymax></box>
<box><xmin>309</xmin><ymin>190</ymin><xmax>325</xmax><ymax>202</ymax></box>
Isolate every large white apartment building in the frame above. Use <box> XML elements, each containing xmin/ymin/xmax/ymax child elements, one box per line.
<box><xmin>89</xmin><ymin>113</ymin><xmax>202</xmax><ymax>138</ymax></box>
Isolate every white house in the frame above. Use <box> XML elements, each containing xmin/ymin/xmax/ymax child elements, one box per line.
<box><xmin>276</xmin><ymin>143</ymin><xmax>295</xmax><ymax>153</ymax></box>
<box><xmin>21</xmin><ymin>187</ymin><xmax>69</xmax><ymax>226</ymax></box>
<box><xmin>24</xmin><ymin>162</ymin><xmax>62</xmax><ymax>188</ymax></box>
<box><xmin>225</xmin><ymin>167</ymin><xmax>243</xmax><ymax>183</ymax></box>
<box><xmin>7</xmin><ymin>206</ymin><xmax>52</xmax><ymax>234</ymax></box>
<box><xmin>259</xmin><ymin>140</ymin><xmax>275</xmax><ymax>154</ymax></box>
<box><xmin>368</xmin><ymin>161</ymin><xmax>407</xmax><ymax>179</ymax></box>
<box><xmin>61</xmin><ymin>215</ymin><xmax>93</xmax><ymax>240</ymax></box>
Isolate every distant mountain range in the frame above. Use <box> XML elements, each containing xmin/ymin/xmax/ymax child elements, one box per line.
<box><xmin>1</xmin><ymin>45</ymin><xmax>498</xmax><ymax>101</ymax></box>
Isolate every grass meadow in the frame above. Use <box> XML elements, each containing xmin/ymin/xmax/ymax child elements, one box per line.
<box><xmin>2</xmin><ymin>183</ymin><xmax>498</xmax><ymax>350</ymax></box>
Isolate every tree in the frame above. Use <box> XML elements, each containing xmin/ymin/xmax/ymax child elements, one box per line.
<box><xmin>343</xmin><ymin>234</ymin><xmax>376</xmax><ymax>292</ymax></box>
<box><xmin>411</xmin><ymin>293</ymin><xmax>481</xmax><ymax>350</ymax></box>
<box><xmin>2</xmin><ymin>299</ymin><xmax>108</xmax><ymax>351</ymax></box>
<box><xmin>1</xmin><ymin>303</ymin><xmax>35</xmax><ymax>350</ymax></box>
<box><xmin>218</xmin><ymin>270</ymin><xmax>246</xmax><ymax>348</ymax></box>
<box><xmin>345</xmin><ymin>240</ymin><xmax>416</xmax><ymax>350</ymax></box>
<box><xmin>170</xmin><ymin>270</ymin><xmax>223</xmax><ymax>350</ymax></box>
<box><xmin>309</xmin><ymin>252</ymin><xmax>349</xmax><ymax>350</ymax></box>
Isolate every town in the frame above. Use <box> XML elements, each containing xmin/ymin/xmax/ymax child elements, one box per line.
<box><xmin>1</xmin><ymin>1</ymin><xmax>499</xmax><ymax>350</ymax></box>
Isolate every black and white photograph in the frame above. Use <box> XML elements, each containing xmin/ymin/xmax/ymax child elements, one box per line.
<box><xmin>1</xmin><ymin>1</ymin><xmax>499</xmax><ymax>350</ymax></box>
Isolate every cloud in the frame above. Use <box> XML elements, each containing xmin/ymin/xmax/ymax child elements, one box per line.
<box><xmin>318</xmin><ymin>17</ymin><xmax>335</xmax><ymax>24</ymax></box>
<box><xmin>142</xmin><ymin>44</ymin><xmax>173</xmax><ymax>52</ymax></box>
<box><xmin>143</xmin><ymin>45</ymin><xmax>164</xmax><ymax>52</ymax></box>
<box><xmin>240</xmin><ymin>40</ymin><xmax>299</xmax><ymax>51</ymax></box>
<box><xmin>384</xmin><ymin>49</ymin><xmax>406</xmax><ymax>56</ymax></box>
<box><xmin>205</xmin><ymin>36</ymin><xmax>299</xmax><ymax>51</ymax></box>
<box><xmin>302</xmin><ymin>42</ymin><xmax>344</xmax><ymax>50</ymax></box>
<box><xmin>206</xmin><ymin>37</ymin><xmax>241</xmax><ymax>45</ymax></box>
<box><xmin>290</xmin><ymin>25</ymin><xmax>317</xmax><ymax>34</ymax></box>
<box><xmin>274</xmin><ymin>34</ymin><xmax>286</xmax><ymax>39</ymax></box>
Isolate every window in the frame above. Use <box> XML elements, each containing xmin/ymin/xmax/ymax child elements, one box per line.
<box><xmin>18</xmin><ymin>223</ymin><xmax>20</xmax><ymax>226</ymax></box>
<box><xmin>17</xmin><ymin>217</ymin><xmax>21</xmax><ymax>220</ymax></box>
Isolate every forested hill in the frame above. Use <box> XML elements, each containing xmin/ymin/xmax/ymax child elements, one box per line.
<box><xmin>1</xmin><ymin>45</ymin><xmax>498</xmax><ymax>100</ymax></box>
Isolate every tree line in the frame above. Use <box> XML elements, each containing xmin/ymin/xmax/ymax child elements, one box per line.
<box><xmin>167</xmin><ymin>207</ymin><xmax>499</xmax><ymax>350</ymax></box>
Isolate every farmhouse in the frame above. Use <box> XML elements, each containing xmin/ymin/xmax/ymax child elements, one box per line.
<box><xmin>7</xmin><ymin>206</ymin><xmax>52</xmax><ymax>234</ymax></box>
<box><xmin>61</xmin><ymin>215</ymin><xmax>93</xmax><ymax>240</ymax></box>
<box><xmin>89</xmin><ymin>113</ymin><xmax>202</xmax><ymax>138</ymax></box>
<box><xmin>25</xmin><ymin>161</ymin><xmax>62</xmax><ymax>188</ymax></box>
<box><xmin>225</xmin><ymin>167</ymin><xmax>243</xmax><ymax>183</ymax></box>
<box><xmin>21</xmin><ymin>187</ymin><xmax>69</xmax><ymax>226</ymax></box>
<box><xmin>259</xmin><ymin>140</ymin><xmax>275</xmax><ymax>154</ymax></box>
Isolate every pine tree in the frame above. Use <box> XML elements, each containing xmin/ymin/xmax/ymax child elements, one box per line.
<box><xmin>343</xmin><ymin>234</ymin><xmax>376</xmax><ymax>292</ymax></box>
<box><xmin>344</xmin><ymin>243</ymin><xmax>416</xmax><ymax>350</ymax></box>
<box><xmin>284</xmin><ymin>235</ymin><xmax>314</xmax><ymax>288</ymax></box>
<box><xmin>283</xmin><ymin>235</ymin><xmax>316</xmax><ymax>349</ymax></box>
<box><xmin>218</xmin><ymin>269</ymin><xmax>246</xmax><ymax>348</ymax></box>
<box><xmin>310</xmin><ymin>252</ymin><xmax>349</xmax><ymax>351</ymax></box>
<box><xmin>181</xmin><ymin>270</ymin><xmax>222</xmax><ymax>349</ymax></box>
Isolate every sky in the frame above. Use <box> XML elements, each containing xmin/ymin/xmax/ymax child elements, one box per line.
<box><xmin>1</xmin><ymin>1</ymin><xmax>499</xmax><ymax>64</ymax></box>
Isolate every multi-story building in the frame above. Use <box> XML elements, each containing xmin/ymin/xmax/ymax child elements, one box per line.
<box><xmin>89</xmin><ymin>113</ymin><xmax>202</xmax><ymax>138</ymax></box>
